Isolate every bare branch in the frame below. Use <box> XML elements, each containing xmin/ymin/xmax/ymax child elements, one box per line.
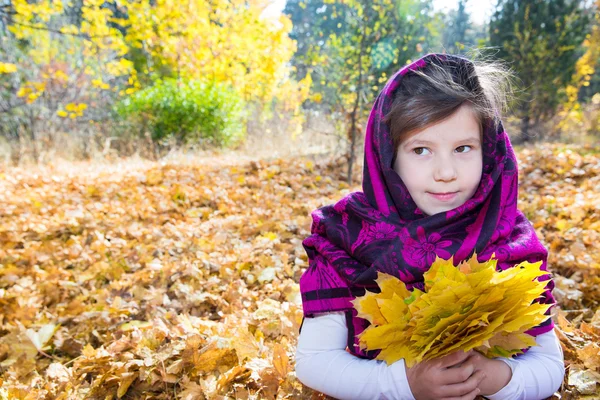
<box><xmin>2</xmin><ymin>16</ymin><xmax>112</xmax><ymax>39</ymax></box>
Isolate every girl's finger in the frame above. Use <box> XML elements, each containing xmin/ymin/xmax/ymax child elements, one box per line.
<box><xmin>443</xmin><ymin>387</ymin><xmax>481</xmax><ymax>400</ymax></box>
<box><xmin>448</xmin><ymin>351</ymin><xmax>479</xmax><ymax>369</ymax></box>
<box><xmin>440</xmin><ymin>370</ymin><xmax>486</xmax><ymax>397</ymax></box>
<box><xmin>440</xmin><ymin>360</ymin><xmax>475</xmax><ymax>385</ymax></box>
<box><xmin>439</xmin><ymin>350</ymin><xmax>473</xmax><ymax>369</ymax></box>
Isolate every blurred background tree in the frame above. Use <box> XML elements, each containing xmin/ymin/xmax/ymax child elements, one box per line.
<box><xmin>489</xmin><ymin>0</ymin><xmax>591</xmax><ymax>141</ymax></box>
<box><xmin>285</xmin><ymin>0</ymin><xmax>440</xmax><ymax>182</ymax></box>
<box><xmin>0</xmin><ymin>0</ymin><xmax>310</xmax><ymax>163</ymax></box>
<box><xmin>441</xmin><ymin>0</ymin><xmax>487</xmax><ymax>54</ymax></box>
<box><xmin>1</xmin><ymin>0</ymin><xmax>600</xmax><ymax>169</ymax></box>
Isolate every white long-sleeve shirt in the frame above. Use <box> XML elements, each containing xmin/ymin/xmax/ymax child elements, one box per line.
<box><xmin>295</xmin><ymin>312</ymin><xmax>564</xmax><ymax>400</ymax></box>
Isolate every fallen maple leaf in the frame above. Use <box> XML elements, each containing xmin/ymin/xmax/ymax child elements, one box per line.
<box><xmin>1</xmin><ymin>144</ymin><xmax>598</xmax><ymax>398</ymax></box>
<box><xmin>353</xmin><ymin>255</ymin><xmax>552</xmax><ymax>367</ymax></box>
<box><xmin>25</xmin><ymin>324</ymin><xmax>57</xmax><ymax>351</ymax></box>
<box><xmin>272</xmin><ymin>342</ymin><xmax>289</xmax><ymax>379</ymax></box>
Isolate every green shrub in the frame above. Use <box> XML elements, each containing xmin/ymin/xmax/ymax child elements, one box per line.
<box><xmin>115</xmin><ymin>79</ymin><xmax>245</xmax><ymax>147</ymax></box>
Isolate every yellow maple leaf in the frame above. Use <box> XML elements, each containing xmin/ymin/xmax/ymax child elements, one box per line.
<box><xmin>354</xmin><ymin>255</ymin><xmax>552</xmax><ymax>367</ymax></box>
<box><xmin>352</xmin><ymin>291</ymin><xmax>387</xmax><ymax>325</ymax></box>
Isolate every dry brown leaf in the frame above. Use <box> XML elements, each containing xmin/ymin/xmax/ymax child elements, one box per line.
<box><xmin>195</xmin><ymin>345</ymin><xmax>238</xmax><ymax>375</ymax></box>
<box><xmin>577</xmin><ymin>343</ymin><xmax>600</xmax><ymax>371</ymax></box>
<box><xmin>1</xmin><ymin>145</ymin><xmax>599</xmax><ymax>397</ymax></box>
<box><xmin>230</xmin><ymin>326</ymin><xmax>262</xmax><ymax>363</ymax></box>
<box><xmin>272</xmin><ymin>342</ymin><xmax>289</xmax><ymax>379</ymax></box>
<box><xmin>178</xmin><ymin>378</ymin><xmax>206</xmax><ymax>400</ymax></box>
<box><xmin>117</xmin><ymin>372</ymin><xmax>137</xmax><ymax>398</ymax></box>
<box><xmin>216</xmin><ymin>365</ymin><xmax>251</xmax><ymax>394</ymax></box>
<box><xmin>568</xmin><ymin>364</ymin><xmax>600</xmax><ymax>395</ymax></box>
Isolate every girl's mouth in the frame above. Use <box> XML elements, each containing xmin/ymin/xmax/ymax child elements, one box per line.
<box><xmin>428</xmin><ymin>192</ymin><xmax>458</xmax><ymax>202</ymax></box>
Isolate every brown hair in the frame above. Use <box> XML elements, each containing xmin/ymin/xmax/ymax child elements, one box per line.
<box><xmin>384</xmin><ymin>54</ymin><xmax>514</xmax><ymax>154</ymax></box>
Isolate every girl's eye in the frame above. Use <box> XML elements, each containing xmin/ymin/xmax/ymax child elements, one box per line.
<box><xmin>413</xmin><ymin>147</ymin><xmax>431</xmax><ymax>155</ymax></box>
<box><xmin>455</xmin><ymin>145</ymin><xmax>472</xmax><ymax>153</ymax></box>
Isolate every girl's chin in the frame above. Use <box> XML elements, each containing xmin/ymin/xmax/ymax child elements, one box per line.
<box><xmin>420</xmin><ymin>204</ymin><xmax>457</xmax><ymax>216</ymax></box>
<box><xmin>418</xmin><ymin>195</ymin><xmax>468</xmax><ymax>216</ymax></box>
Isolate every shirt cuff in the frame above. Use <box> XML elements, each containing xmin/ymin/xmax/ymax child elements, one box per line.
<box><xmin>388</xmin><ymin>358</ymin><xmax>417</xmax><ymax>400</ymax></box>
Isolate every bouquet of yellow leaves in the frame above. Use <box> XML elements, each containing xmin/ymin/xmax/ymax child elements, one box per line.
<box><xmin>351</xmin><ymin>255</ymin><xmax>552</xmax><ymax>367</ymax></box>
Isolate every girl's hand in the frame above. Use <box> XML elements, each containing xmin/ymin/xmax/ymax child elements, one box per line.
<box><xmin>450</xmin><ymin>351</ymin><xmax>512</xmax><ymax>396</ymax></box>
<box><xmin>405</xmin><ymin>350</ymin><xmax>486</xmax><ymax>400</ymax></box>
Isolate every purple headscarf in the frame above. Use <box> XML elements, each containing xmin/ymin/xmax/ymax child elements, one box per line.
<box><xmin>299</xmin><ymin>53</ymin><xmax>555</xmax><ymax>359</ymax></box>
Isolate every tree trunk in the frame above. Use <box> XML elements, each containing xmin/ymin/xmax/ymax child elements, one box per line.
<box><xmin>347</xmin><ymin>22</ymin><xmax>366</xmax><ymax>185</ymax></box>
<box><xmin>4</xmin><ymin>122</ymin><xmax>22</xmax><ymax>166</ymax></box>
<box><xmin>347</xmin><ymin>111</ymin><xmax>358</xmax><ymax>184</ymax></box>
<box><xmin>10</xmin><ymin>133</ymin><xmax>22</xmax><ymax>166</ymax></box>
<box><xmin>28</xmin><ymin>111</ymin><xmax>39</xmax><ymax>163</ymax></box>
<box><xmin>520</xmin><ymin>102</ymin><xmax>531</xmax><ymax>143</ymax></box>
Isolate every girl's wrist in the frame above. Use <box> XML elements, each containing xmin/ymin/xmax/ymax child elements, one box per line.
<box><xmin>478</xmin><ymin>358</ymin><xmax>512</xmax><ymax>396</ymax></box>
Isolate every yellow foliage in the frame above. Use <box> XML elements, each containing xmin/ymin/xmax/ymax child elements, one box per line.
<box><xmin>7</xmin><ymin>0</ymin><xmax>308</xmax><ymax>119</ymax></box>
<box><xmin>261</xmin><ymin>232</ymin><xmax>278</xmax><ymax>241</ymax></box>
<box><xmin>558</xmin><ymin>2</ymin><xmax>600</xmax><ymax>132</ymax></box>
<box><xmin>16</xmin><ymin>81</ymin><xmax>46</xmax><ymax>104</ymax></box>
<box><xmin>0</xmin><ymin>62</ymin><xmax>17</xmax><ymax>74</ymax></box>
<box><xmin>352</xmin><ymin>255</ymin><xmax>552</xmax><ymax>367</ymax></box>
<box><xmin>92</xmin><ymin>78</ymin><xmax>110</xmax><ymax>90</ymax></box>
<box><xmin>60</xmin><ymin>103</ymin><xmax>87</xmax><ymax>118</ymax></box>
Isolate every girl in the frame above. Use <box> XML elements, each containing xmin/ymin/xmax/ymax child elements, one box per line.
<box><xmin>295</xmin><ymin>54</ymin><xmax>565</xmax><ymax>400</ymax></box>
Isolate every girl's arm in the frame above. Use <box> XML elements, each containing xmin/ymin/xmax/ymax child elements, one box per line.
<box><xmin>295</xmin><ymin>312</ymin><xmax>416</xmax><ymax>400</ymax></box>
<box><xmin>479</xmin><ymin>328</ymin><xmax>565</xmax><ymax>400</ymax></box>
<box><xmin>295</xmin><ymin>312</ymin><xmax>565</xmax><ymax>400</ymax></box>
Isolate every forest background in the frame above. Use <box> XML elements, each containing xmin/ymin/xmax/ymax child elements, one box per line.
<box><xmin>1</xmin><ymin>0</ymin><xmax>600</xmax><ymax>399</ymax></box>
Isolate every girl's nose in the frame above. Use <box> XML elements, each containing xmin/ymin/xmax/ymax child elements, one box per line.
<box><xmin>433</xmin><ymin>160</ymin><xmax>458</xmax><ymax>182</ymax></box>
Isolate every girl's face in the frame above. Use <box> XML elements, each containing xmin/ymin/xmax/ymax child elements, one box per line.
<box><xmin>393</xmin><ymin>104</ymin><xmax>483</xmax><ymax>216</ymax></box>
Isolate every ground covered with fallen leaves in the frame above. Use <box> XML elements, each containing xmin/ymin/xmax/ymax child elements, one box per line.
<box><xmin>0</xmin><ymin>143</ymin><xmax>598</xmax><ymax>399</ymax></box>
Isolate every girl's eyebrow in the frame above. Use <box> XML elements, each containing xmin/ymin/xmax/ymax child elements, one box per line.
<box><xmin>403</xmin><ymin>138</ymin><xmax>433</xmax><ymax>148</ymax></box>
<box><xmin>403</xmin><ymin>136</ymin><xmax>480</xmax><ymax>148</ymax></box>
<box><xmin>454</xmin><ymin>136</ymin><xmax>481</xmax><ymax>145</ymax></box>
